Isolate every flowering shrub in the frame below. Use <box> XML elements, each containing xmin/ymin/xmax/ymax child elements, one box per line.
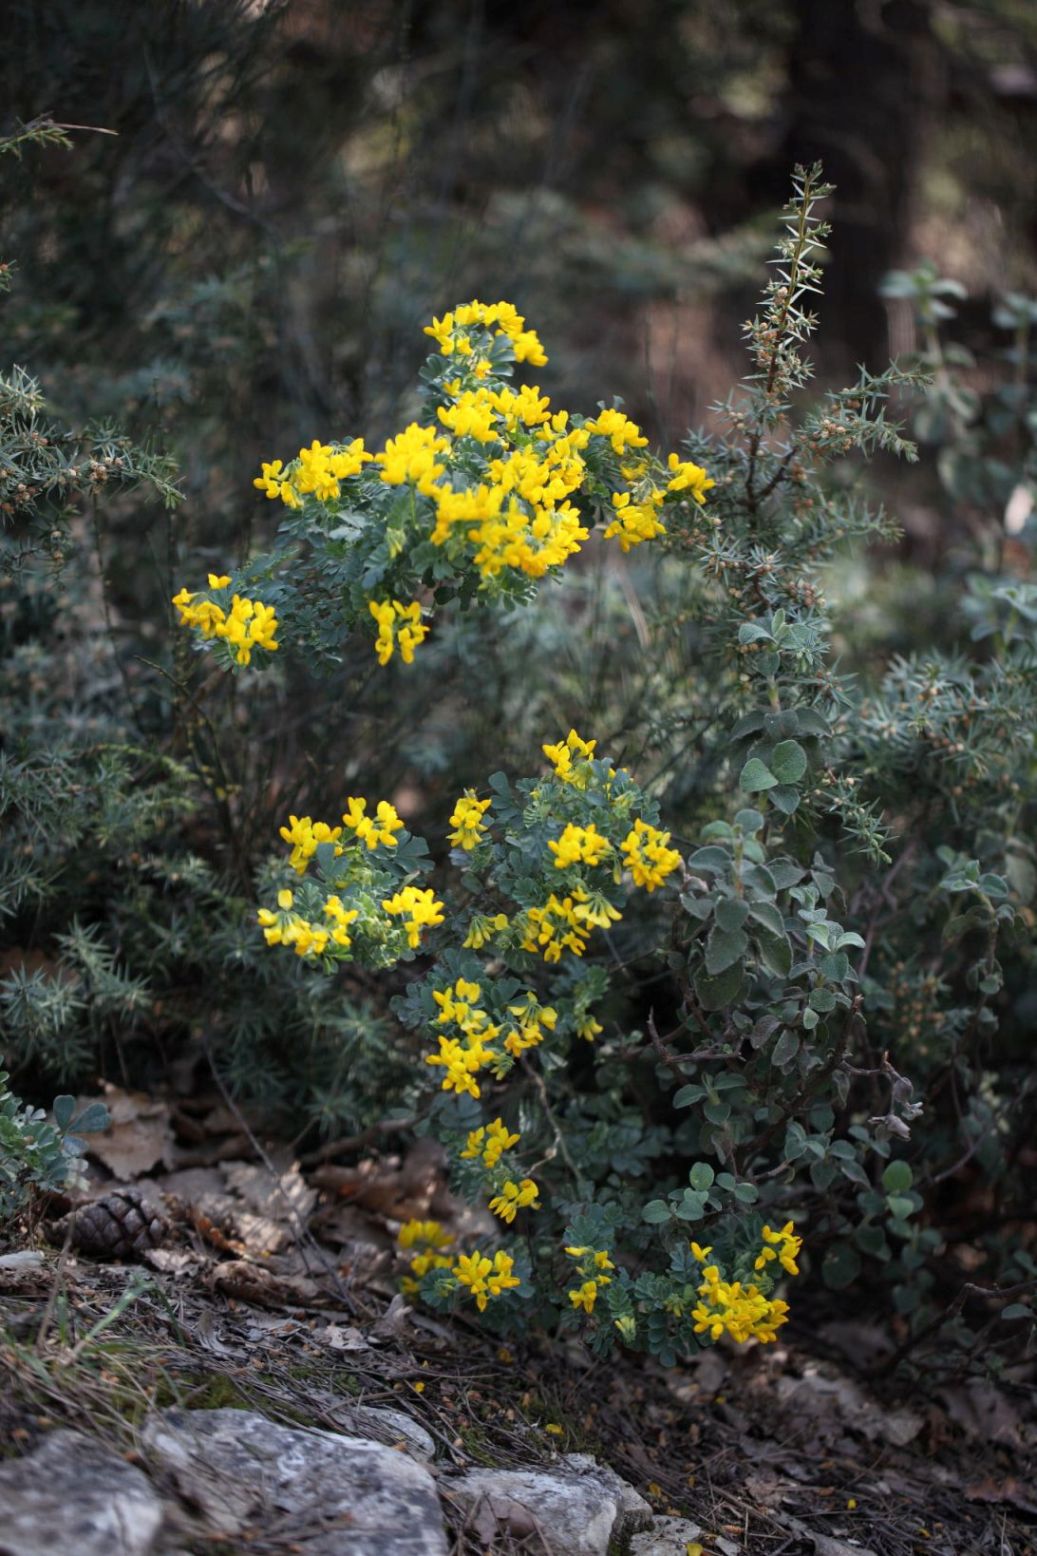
<box><xmin>173</xmin><ymin>300</ymin><xmax>712</xmax><ymax>673</ymax></box>
<box><xmin>162</xmin><ymin>165</ymin><xmax>1037</xmax><ymax>1369</ymax></box>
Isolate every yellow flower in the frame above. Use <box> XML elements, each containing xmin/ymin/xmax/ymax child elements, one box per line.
<box><xmin>253</xmin><ymin>458</ymin><xmax>301</xmax><ymax>507</ymax></box>
<box><xmin>502</xmin><ymin>994</ymin><xmax>558</xmax><ymax>1055</ymax></box>
<box><xmin>603</xmin><ymin>489</ymin><xmax>666</xmax><ymax>552</ymax></box>
<box><xmin>384</xmin><ymin>885</ymin><xmax>446</xmax><ymax>950</ymax></box>
<box><xmin>488</xmin><ymin>1178</ymin><xmax>540</xmax><ymax>1224</ymax></box>
<box><xmin>691</xmin><ymin>1265</ymin><xmax>793</xmax><ymax>1346</ymax></box>
<box><xmin>756</xmin><ymin>1221</ymin><xmax>802</xmax><ymax>1276</ymax></box>
<box><xmin>398</xmin><ymin>1218</ymin><xmax>453</xmax><ymax>1251</ymax></box>
<box><xmin>375</xmin><ymin>422</ymin><xmax>450</xmax><ymax>496</ymax></box>
<box><xmin>542</xmin><ymin>729</ymin><xmax>597</xmax><ymax>787</ymax></box>
<box><xmin>583</xmin><ymin>407</ymin><xmax>648</xmax><ymax>456</ymax></box>
<box><xmin>620</xmin><ymin>819</ymin><xmax>682</xmax><ymax>892</ymax></box>
<box><xmin>342</xmin><ymin>796</ymin><xmax>404</xmax><ymax>850</ymax></box>
<box><xmin>569</xmin><ymin>1279</ymin><xmax>600</xmax><ymax>1314</ymax></box>
<box><xmin>461</xmin><ymin>1118</ymin><xmax>520</xmax><ymax>1168</ymax></box>
<box><xmin>369</xmin><ymin>598</ymin><xmax>429</xmax><ymax>666</ymax></box>
<box><xmin>448</xmin><ymin>790</ymin><xmax>492</xmax><ymax>850</ymax></box>
<box><xmin>278</xmin><ymin>814</ymin><xmax>343</xmax><ymax>874</ymax></box>
<box><xmin>172</xmin><ymin>585</ymin><xmax>279</xmax><ymax>665</ymax></box>
<box><xmin>452</xmin><ymin>1248</ymin><xmax>520</xmax><ymax>1311</ymax></box>
<box><xmin>548</xmin><ymin>822</ymin><xmax>611</xmax><ymax>871</ymax></box>
<box><xmin>665</xmin><ymin>452</ymin><xmax>715</xmax><ymax>504</ymax></box>
<box><xmin>463</xmin><ymin>912</ymin><xmax>509</xmax><ymax>949</ymax></box>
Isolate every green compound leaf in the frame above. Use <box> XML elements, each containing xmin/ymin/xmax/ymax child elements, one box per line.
<box><xmin>753</xmin><ymin>927</ymin><xmax>792</xmax><ymax>976</ymax></box>
<box><xmin>72</xmin><ymin>1102</ymin><xmax>110</xmax><ymax>1135</ymax></box>
<box><xmin>770</xmin><ymin>739</ymin><xmax>808</xmax><ymax>783</ymax></box>
<box><xmin>822</xmin><ymin>1243</ymin><xmax>863</xmax><ymax>1290</ymax></box>
<box><xmin>705</xmin><ymin>924</ymin><xmax>749</xmax><ymax>974</ymax></box>
<box><xmin>674</xmin><ymin>1189</ymin><xmax>709</xmax><ymax>1221</ymax></box>
<box><xmin>882</xmin><ymin>1159</ymin><xmax>913</xmax><ymax>1193</ymax></box>
<box><xmin>739</xmin><ymin>757</ymin><xmax>778</xmax><ymax>792</ymax></box>
<box><xmin>768</xmin><ymin>784</ymin><xmax>801</xmax><ymax>814</ymax></box>
<box><xmin>715</xmin><ymin>897</ymin><xmax>750</xmax><ymax>932</ymax></box>
<box><xmin>694</xmin><ymin>961</ymin><xmax>747</xmax><ymax>1011</ymax></box>
<box><xmin>886</xmin><ymin>1194</ymin><xmax>916</xmax><ymax>1220</ymax></box>
<box><xmin>771</xmin><ymin>1028</ymin><xmax>800</xmax><ymax>1068</ymax></box>
<box><xmin>52</xmin><ymin>1095</ymin><xmax>76</xmax><ymax>1131</ymax></box>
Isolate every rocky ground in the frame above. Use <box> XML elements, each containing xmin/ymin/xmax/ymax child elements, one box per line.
<box><xmin>0</xmin><ymin>1083</ymin><xmax>1034</xmax><ymax>1555</ymax></box>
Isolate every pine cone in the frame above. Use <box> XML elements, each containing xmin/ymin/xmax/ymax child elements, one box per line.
<box><xmin>49</xmin><ymin>1189</ymin><xmax>169</xmax><ymax>1259</ymax></box>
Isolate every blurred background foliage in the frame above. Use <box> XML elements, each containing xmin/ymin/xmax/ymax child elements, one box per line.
<box><xmin>1</xmin><ymin>0</ymin><xmax>1035</xmax><ymax>1150</ymax></box>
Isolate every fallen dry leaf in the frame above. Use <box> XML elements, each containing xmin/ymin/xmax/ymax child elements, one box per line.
<box><xmin>76</xmin><ymin>1083</ymin><xmax>175</xmax><ymax>1179</ymax></box>
<box><xmin>964</xmin><ymin>1476</ymin><xmax>1037</xmax><ymax>1515</ymax></box>
<box><xmin>208</xmin><ymin>1258</ymin><xmax>322</xmax><ymax>1310</ymax></box>
<box><xmin>938</xmin><ymin>1380</ymin><xmax>1024</xmax><ymax>1448</ymax></box>
<box><xmin>776</xmin><ymin>1368</ymin><xmax>923</xmax><ymax>1447</ymax></box>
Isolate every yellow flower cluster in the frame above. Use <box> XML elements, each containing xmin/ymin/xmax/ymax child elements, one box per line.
<box><xmin>603</xmin><ymin>489</ymin><xmax>666</xmax><ymax>552</ymax></box>
<box><xmin>452</xmin><ymin>1248</ymin><xmax>522</xmax><ymax>1311</ymax></box>
<box><xmin>448</xmin><ymin>790</ymin><xmax>492</xmax><ymax>850</ymax></box>
<box><xmin>581</xmin><ymin>408</ymin><xmax>646</xmax><ymax>455</ymax></box>
<box><xmin>256</xmin><ymin>887</ymin><xmax>357</xmax><ymax>958</ymax></box>
<box><xmin>665</xmin><ymin>452</ymin><xmax>716</xmax><ymax>504</ymax></box>
<box><xmin>254</xmin><ymin>438</ymin><xmax>373</xmax><ymax>508</ymax></box>
<box><xmin>376</xmin><ymin>423</ymin><xmax>451</xmax><ymax>496</ymax></box>
<box><xmin>398</xmin><ymin>1218</ymin><xmax>454</xmax><ymax>1293</ymax></box>
<box><xmin>688</xmin><ymin>1240</ymin><xmax>793</xmax><ymax>1345</ymax></box>
<box><xmin>426</xmin><ymin>978</ymin><xmax>501</xmax><ymax>1097</ymax></box>
<box><xmin>620</xmin><ymin>819</ymin><xmax>682</xmax><ymax>892</ymax></box>
<box><xmin>566</xmin><ymin>1246</ymin><xmax>616</xmax><ymax>1314</ymax></box>
<box><xmin>172</xmin><ymin>578</ymin><xmax>279</xmax><ymax>667</ymax></box>
<box><xmin>461</xmin><ymin>1117</ymin><xmax>520</xmax><ymax>1168</ymax></box>
<box><xmin>342</xmin><ymin>796</ymin><xmax>405</xmax><ymax>850</ymax></box>
<box><xmin>369</xmin><ymin>599</ymin><xmax>428</xmax><ymax>666</ymax></box>
<box><xmin>521</xmin><ymin>888</ymin><xmax>621</xmax><ymax>963</ymax></box>
<box><xmin>382</xmin><ymin>885</ymin><xmax>445</xmax><ymax>950</ymax></box>
<box><xmin>542</xmin><ymin>729</ymin><xmax>597</xmax><ymax>787</ymax></box>
<box><xmin>463</xmin><ymin>911</ymin><xmax>510</xmax><ymax>949</ymax></box>
<box><xmin>423</xmin><ymin>300</ymin><xmax>548</xmax><ymax>367</ymax></box>
<box><xmin>428</xmin><ymin>420</ymin><xmax>592</xmax><ymax>581</ymax></box>
<box><xmin>278</xmin><ymin>814</ymin><xmax>344</xmax><ymax>874</ymax></box>
<box><xmin>502</xmin><ymin>993</ymin><xmax>558</xmax><ymax>1057</ymax></box>
<box><xmin>277</xmin><ymin>797</ymin><xmax>402</xmax><ymax>875</ymax></box>
<box><xmin>245</xmin><ymin>308</ymin><xmax>714</xmax><ymax>674</ymax></box>
<box><xmin>691</xmin><ymin>1265</ymin><xmax>790</xmax><ymax>1345</ymax></box>
<box><xmin>548</xmin><ymin>822</ymin><xmax>610</xmax><ymax>871</ymax></box>
<box><xmin>753</xmin><ymin>1221</ymin><xmax>802</xmax><ymax>1277</ymax></box>
<box><xmin>488</xmin><ymin>1177</ymin><xmax>540</xmax><ymax>1223</ymax></box>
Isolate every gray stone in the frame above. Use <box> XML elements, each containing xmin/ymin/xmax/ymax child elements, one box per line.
<box><xmin>142</xmin><ymin>1407</ymin><xmax>447</xmax><ymax>1555</ymax></box>
<box><xmin>448</xmin><ymin>1452</ymin><xmax>652</xmax><ymax>1556</ymax></box>
<box><xmin>630</xmin><ymin>1516</ymin><xmax>705</xmax><ymax>1554</ymax></box>
<box><xmin>0</xmin><ymin>1429</ymin><xmax>164</xmax><ymax>1556</ymax></box>
<box><xmin>331</xmin><ymin>1404</ymin><xmax>436</xmax><ymax>1462</ymax></box>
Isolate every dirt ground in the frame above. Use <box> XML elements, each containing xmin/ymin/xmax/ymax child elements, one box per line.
<box><xmin>1</xmin><ymin>1082</ymin><xmax>1034</xmax><ymax>1555</ymax></box>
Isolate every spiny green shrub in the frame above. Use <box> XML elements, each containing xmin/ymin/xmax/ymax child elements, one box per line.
<box><xmin>0</xmin><ymin>123</ymin><xmax>418</xmax><ymax>1145</ymax></box>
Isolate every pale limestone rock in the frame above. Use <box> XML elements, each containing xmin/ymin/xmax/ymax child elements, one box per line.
<box><xmin>330</xmin><ymin>1404</ymin><xmax>436</xmax><ymax>1462</ymax></box>
<box><xmin>447</xmin><ymin>1451</ymin><xmax>652</xmax><ymax>1556</ymax></box>
<box><xmin>142</xmin><ymin>1407</ymin><xmax>447</xmax><ymax>1555</ymax></box>
<box><xmin>630</xmin><ymin>1515</ymin><xmax>706</xmax><ymax>1554</ymax></box>
<box><xmin>0</xmin><ymin>1430</ymin><xmax>164</xmax><ymax>1556</ymax></box>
